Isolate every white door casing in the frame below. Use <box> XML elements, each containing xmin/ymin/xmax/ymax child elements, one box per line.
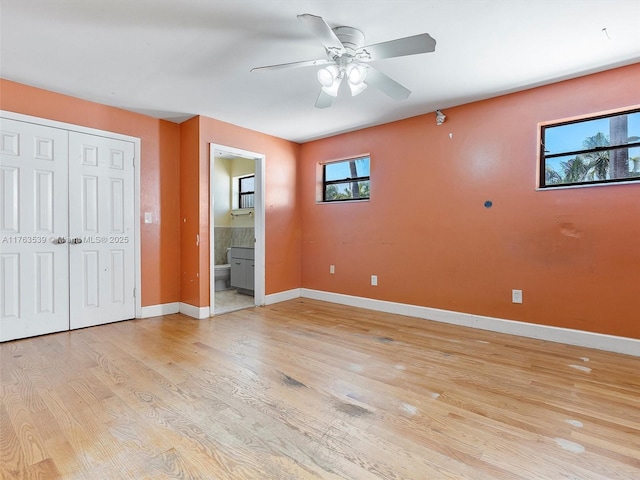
<box><xmin>68</xmin><ymin>132</ymin><xmax>136</xmax><ymax>329</ymax></box>
<box><xmin>209</xmin><ymin>144</ymin><xmax>266</xmax><ymax>314</ymax></box>
<box><xmin>0</xmin><ymin>119</ymin><xmax>70</xmax><ymax>341</ymax></box>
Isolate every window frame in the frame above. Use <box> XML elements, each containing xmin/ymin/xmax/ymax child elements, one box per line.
<box><xmin>321</xmin><ymin>155</ymin><xmax>371</xmax><ymax>203</ymax></box>
<box><xmin>238</xmin><ymin>174</ymin><xmax>255</xmax><ymax>209</ymax></box>
<box><xmin>539</xmin><ymin>107</ymin><xmax>640</xmax><ymax>189</ymax></box>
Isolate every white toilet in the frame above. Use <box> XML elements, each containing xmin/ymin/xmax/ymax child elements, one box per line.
<box><xmin>214</xmin><ymin>248</ymin><xmax>232</xmax><ymax>291</ymax></box>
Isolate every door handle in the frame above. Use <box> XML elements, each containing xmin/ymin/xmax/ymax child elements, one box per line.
<box><xmin>70</xmin><ymin>238</ymin><xmax>83</xmax><ymax>245</ymax></box>
<box><xmin>53</xmin><ymin>236</ymin><xmax>67</xmax><ymax>244</ymax></box>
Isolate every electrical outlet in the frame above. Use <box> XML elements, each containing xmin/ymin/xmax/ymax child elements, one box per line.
<box><xmin>330</xmin><ymin>264</ymin><xmax>335</xmax><ymax>274</ymax></box>
<box><xmin>512</xmin><ymin>289</ymin><xmax>523</xmax><ymax>304</ymax></box>
<box><xmin>371</xmin><ymin>275</ymin><xmax>378</xmax><ymax>286</ymax></box>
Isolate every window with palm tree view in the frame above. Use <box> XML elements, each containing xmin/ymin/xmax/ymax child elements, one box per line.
<box><xmin>323</xmin><ymin>156</ymin><xmax>370</xmax><ymax>202</ymax></box>
<box><xmin>540</xmin><ymin>108</ymin><xmax>640</xmax><ymax>188</ymax></box>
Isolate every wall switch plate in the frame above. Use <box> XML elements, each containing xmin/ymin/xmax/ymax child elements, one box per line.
<box><xmin>512</xmin><ymin>289</ymin><xmax>523</xmax><ymax>304</ymax></box>
<box><xmin>144</xmin><ymin>212</ymin><xmax>153</xmax><ymax>224</ymax></box>
<box><xmin>371</xmin><ymin>275</ymin><xmax>378</xmax><ymax>286</ymax></box>
<box><xmin>330</xmin><ymin>264</ymin><xmax>335</xmax><ymax>274</ymax></box>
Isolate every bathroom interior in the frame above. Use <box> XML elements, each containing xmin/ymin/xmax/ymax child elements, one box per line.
<box><xmin>212</xmin><ymin>153</ymin><xmax>256</xmax><ymax>315</ymax></box>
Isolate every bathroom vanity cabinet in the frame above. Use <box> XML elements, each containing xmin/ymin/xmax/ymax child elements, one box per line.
<box><xmin>230</xmin><ymin>247</ymin><xmax>254</xmax><ymax>294</ymax></box>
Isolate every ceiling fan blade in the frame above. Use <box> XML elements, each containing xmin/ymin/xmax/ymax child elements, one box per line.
<box><xmin>251</xmin><ymin>58</ymin><xmax>332</xmax><ymax>72</ymax></box>
<box><xmin>365</xmin><ymin>67</ymin><xmax>411</xmax><ymax>100</ymax></box>
<box><xmin>297</xmin><ymin>14</ymin><xmax>345</xmax><ymax>55</ymax></box>
<box><xmin>356</xmin><ymin>33</ymin><xmax>436</xmax><ymax>61</ymax></box>
<box><xmin>315</xmin><ymin>90</ymin><xmax>334</xmax><ymax>109</ymax></box>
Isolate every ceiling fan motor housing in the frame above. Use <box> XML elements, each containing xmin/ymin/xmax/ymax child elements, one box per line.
<box><xmin>332</xmin><ymin>26</ymin><xmax>365</xmax><ymax>59</ymax></box>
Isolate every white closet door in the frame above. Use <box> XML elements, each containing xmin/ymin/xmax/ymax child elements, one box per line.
<box><xmin>0</xmin><ymin>119</ymin><xmax>70</xmax><ymax>341</ymax></box>
<box><xmin>68</xmin><ymin>132</ymin><xmax>135</xmax><ymax>329</ymax></box>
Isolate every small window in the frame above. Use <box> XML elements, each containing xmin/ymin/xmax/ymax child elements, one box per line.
<box><xmin>239</xmin><ymin>175</ymin><xmax>254</xmax><ymax>208</ymax></box>
<box><xmin>322</xmin><ymin>156</ymin><xmax>370</xmax><ymax>202</ymax></box>
<box><xmin>540</xmin><ymin>108</ymin><xmax>640</xmax><ymax>188</ymax></box>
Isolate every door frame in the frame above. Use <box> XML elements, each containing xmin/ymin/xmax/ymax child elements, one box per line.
<box><xmin>1</xmin><ymin>111</ymin><xmax>143</xmax><ymax>318</ymax></box>
<box><xmin>209</xmin><ymin>143</ymin><xmax>266</xmax><ymax>313</ymax></box>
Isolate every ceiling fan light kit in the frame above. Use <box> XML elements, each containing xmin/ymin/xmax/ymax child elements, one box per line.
<box><xmin>251</xmin><ymin>13</ymin><xmax>436</xmax><ymax>109</ymax></box>
<box><xmin>317</xmin><ymin>63</ymin><xmax>368</xmax><ymax>98</ymax></box>
<box><xmin>317</xmin><ymin>65</ymin><xmax>337</xmax><ymax>87</ymax></box>
<box><xmin>317</xmin><ymin>65</ymin><xmax>342</xmax><ymax>97</ymax></box>
<box><xmin>348</xmin><ymin>78</ymin><xmax>367</xmax><ymax>96</ymax></box>
<box><xmin>347</xmin><ymin>64</ymin><xmax>367</xmax><ymax>85</ymax></box>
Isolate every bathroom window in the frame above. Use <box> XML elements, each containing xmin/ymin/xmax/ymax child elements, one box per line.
<box><xmin>540</xmin><ymin>108</ymin><xmax>640</xmax><ymax>188</ymax></box>
<box><xmin>238</xmin><ymin>175</ymin><xmax>255</xmax><ymax>208</ymax></box>
<box><xmin>322</xmin><ymin>156</ymin><xmax>370</xmax><ymax>202</ymax></box>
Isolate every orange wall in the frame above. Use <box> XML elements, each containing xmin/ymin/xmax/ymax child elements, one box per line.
<box><xmin>179</xmin><ymin>117</ymin><xmax>203</xmax><ymax>306</ymax></box>
<box><xmin>0</xmin><ymin>79</ymin><xmax>181</xmax><ymax>307</ymax></box>
<box><xmin>299</xmin><ymin>63</ymin><xmax>640</xmax><ymax>340</ymax></box>
<box><xmin>179</xmin><ymin>115</ymin><xmax>301</xmax><ymax>306</ymax></box>
<box><xmin>4</xmin><ymin>62</ymin><xmax>638</xmax><ymax>340</ymax></box>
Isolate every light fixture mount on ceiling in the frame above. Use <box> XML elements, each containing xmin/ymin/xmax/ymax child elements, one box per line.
<box><xmin>251</xmin><ymin>14</ymin><xmax>436</xmax><ymax>109</ymax></box>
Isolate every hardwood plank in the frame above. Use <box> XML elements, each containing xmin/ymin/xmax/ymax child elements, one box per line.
<box><xmin>22</xmin><ymin>457</ymin><xmax>62</xmax><ymax>479</ymax></box>
<box><xmin>2</xmin><ymin>382</ymin><xmax>49</xmax><ymax>467</ymax></box>
<box><xmin>1</xmin><ymin>298</ymin><xmax>639</xmax><ymax>478</ymax></box>
<box><xmin>0</xmin><ymin>402</ymin><xmax>25</xmax><ymax>479</ymax></box>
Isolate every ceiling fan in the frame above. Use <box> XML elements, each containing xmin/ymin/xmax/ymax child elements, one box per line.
<box><xmin>251</xmin><ymin>14</ymin><xmax>436</xmax><ymax>108</ymax></box>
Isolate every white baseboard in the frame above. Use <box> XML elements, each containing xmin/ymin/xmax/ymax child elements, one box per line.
<box><xmin>147</xmin><ymin>288</ymin><xmax>638</xmax><ymax>356</ymax></box>
<box><xmin>179</xmin><ymin>302</ymin><xmax>211</xmax><ymax>319</ymax></box>
<box><xmin>140</xmin><ymin>302</ymin><xmax>180</xmax><ymax>318</ymax></box>
<box><xmin>265</xmin><ymin>288</ymin><xmax>301</xmax><ymax>305</ymax></box>
<box><xmin>299</xmin><ymin>289</ymin><xmax>640</xmax><ymax>357</ymax></box>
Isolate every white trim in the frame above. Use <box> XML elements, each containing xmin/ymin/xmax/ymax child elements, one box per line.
<box><xmin>209</xmin><ymin>144</ymin><xmax>266</xmax><ymax>313</ymax></box>
<box><xmin>134</xmin><ymin>138</ymin><xmax>142</xmax><ymax>318</ymax></box>
<box><xmin>318</xmin><ymin>152</ymin><xmax>371</xmax><ymax>165</ymax></box>
<box><xmin>536</xmin><ymin>179</ymin><xmax>640</xmax><ymax>192</ymax></box>
<box><xmin>300</xmin><ymin>289</ymin><xmax>640</xmax><ymax>357</ymax></box>
<box><xmin>179</xmin><ymin>303</ymin><xmax>211</xmax><ymax>319</ymax></box>
<box><xmin>140</xmin><ymin>302</ymin><xmax>180</xmax><ymax>318</ymax></box>
<box><xmin>1</xmin><ymin>110</ymin><xmax>139</xmax><ymax>142</ymax></box>
<box><xmin>265</xmin><ymin>288</ymin><xmax>301</xmax><ymax>305</ymax></box>
<box><xmin>0</xmin><ymin>110</ymin><xmax>143</xmax><ymax>320</ymax></box>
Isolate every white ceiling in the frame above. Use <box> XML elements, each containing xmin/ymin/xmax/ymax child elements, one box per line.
<box><xmin>1</xmin><ymin>0</ymin><xmax>639</xmax><ymax>143</ymax></box>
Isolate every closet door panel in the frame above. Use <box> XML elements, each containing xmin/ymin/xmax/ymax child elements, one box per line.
<box><xmin>68</xmin><ymin>132</ymin><xmax>135</xmax><ymax>329</ymax></box>
<box><xmin>0</xmin><ymin>119</ymin><xmax>69</xmax><ymax>342</ymax></box>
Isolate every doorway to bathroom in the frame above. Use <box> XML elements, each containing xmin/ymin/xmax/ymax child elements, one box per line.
<box><xmin>209</xmin><ymin>144</ymin><xmax>265</xmax><ymax>315</ymax></box>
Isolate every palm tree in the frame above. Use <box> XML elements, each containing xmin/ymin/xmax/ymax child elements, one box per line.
<box><xmin>630</xmin><ymin>155</ymin><xmax>640</xmax><ymax>176</ymax></box>
<box><xmin>547</xmin><ymin>133</ymin><xmax>609</xmax><ymax>185</ymax></box>
<box><xmin>560</xmin><ymin>156</ymin><xmax>590</xmax><ymax>183</ymax></box>
<box><xmin>359</xmin><ymin>181</ymin><xmax>370</xmax><ymax>198</ymax></box>
<box><xmin>325</xmin><ymin>184</ymin><xmax>350</xmax><ymax>200</ymax></box>
<box><xmin>545</xmin><ymin>165</ymin><xmax>563</xmax><ymax>185</ymax></box>
<box><xmin>609</xmin><ymin>115</ymin><xmax>629</xmax><ymax>179</ymax></box>
<box><xmin>581</xmin><ymin>132</ymin><xmax>609</xmax><ymax>180</ymax></box>
<box><xmin>348</xmin><ymin>160</ymin><xmax>360</xmax><ymax>199</ymax></box>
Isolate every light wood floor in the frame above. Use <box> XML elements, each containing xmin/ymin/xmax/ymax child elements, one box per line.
<box><xmin>1</xmin><ymin>299</ymin><xmax>639</xmax><ymax>479</ymax></box>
